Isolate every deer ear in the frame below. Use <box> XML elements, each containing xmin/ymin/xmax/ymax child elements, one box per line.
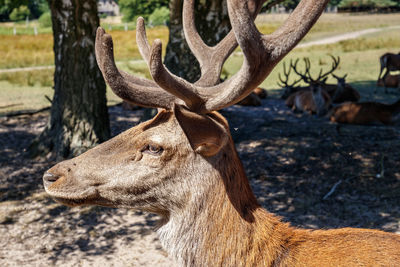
<box><xmin>174</xmin><ymin>105</ymin><xmax>228</xmax><ymax>157</ymax></box>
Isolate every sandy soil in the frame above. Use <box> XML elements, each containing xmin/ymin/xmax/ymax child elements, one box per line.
<box><xmin>0</xmin><ymin>96</ymin><xmax>399</xmax><ymax>266</ymax></box>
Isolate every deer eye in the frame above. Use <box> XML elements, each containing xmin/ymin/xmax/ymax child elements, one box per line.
<box><xmin>142</xmin><ymin>144</ymin><xmax>163</xmax><ymax>156</ymax></box>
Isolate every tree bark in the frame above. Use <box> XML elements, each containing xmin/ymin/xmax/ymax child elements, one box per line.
<box><xmin>164</xmin><ymin>0</ymin><xmax>230</xmax><ymax>82</ymax></box>
<box><xmin>31</xmin><ymin>0</ymin><xmax>110</xmax><ymax>159</ymax></box>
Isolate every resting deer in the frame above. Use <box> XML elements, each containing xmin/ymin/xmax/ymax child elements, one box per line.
<box><xmin>377</xmin><ymin>72</ymin><xmax>400</xmax><ymax>93</ymax></box>
<box><xmin>286</xmin><ymin>58</ymin><xmax>332</xmax><ymax>115</ymax></box>
<box><xmin>237</xmin><ymin>87</ymin><xmax>267</xmax><ymax>106</ymax></box>
<box><xmin>285</xmin><ymin>85</ymin><xmax>331</xmax><ymax>116</ymax></box>
<box><xmin>331</xmin><ymin>73</ymin><xmax>360</xmax><ymax>103</ymax></box>
<box><xmin>330</xmin><ymin>99</ymin><xmax>400</xmax><ymax>125</ymax></box>
<box><xmin>295</xmin><ymin>55</ymin><xmax>359</xmax><ymax>104</ymax></box>
<box><xmin>378</xmin><ymin>52</ymin><xmax>400</xmax><ymax>81</ymax></box>
<box><xmin>43</xmin><ymin>0</ymin><xmax>400</xmax><ymax>266</ymax></box>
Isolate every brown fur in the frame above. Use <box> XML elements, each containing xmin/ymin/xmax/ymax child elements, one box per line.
<box><xmin>330</xmin><ymin>100</ymin><xmax>400</xmax><ymax>125</ymax></box>
<box><xmin>281</xmin><ymin>86</ymin><xmax>308</xmax><ymax>100</ymax></box>
<box><xmin>377</xmin><ymin>73</ymin><xmax>400</xmax><ymax>88</ymax></box>
<box><xmin>327</xmin><ymin>77</ymin><xmax>360</xmax><ymax>104</ymax></box>
<box><xmin>378</xmin><ymin>52</ymin><xmax>400</xmax><ymax>80</ymax></box>
<box><xmin>44</xmin><ymin>109</ymin><xmax>400</xmax><ymax>266</ymax></box>
<box><xmin>285</xmin><ymin>86</ymin><xmax>331</xmax><ymax>115</ymax></box>
<box><xmin>254</xmin><ymin>87</ymin><xmax>267</xmax><ymax>99</ymax></box>
<box><xmin>238</xmin><ymin>92</ymin><xmax>262</xmax><ymax>106</ymax></box>
<box><xmin>237</xmin><ymin>88</ymin><xmax>267</xmax><ymax>106</ymax></box>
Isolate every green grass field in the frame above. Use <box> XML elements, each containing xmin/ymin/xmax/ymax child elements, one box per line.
<box><xmin>0</xmin><ymin>13</ymin><xmax>399</xmax><ymax>115</ymax></box>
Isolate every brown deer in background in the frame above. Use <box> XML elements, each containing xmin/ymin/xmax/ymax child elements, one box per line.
<box><xmin>330</xmin><ymin>99</ymin><xmax>400</xmax><ymax>125</ymax></box>
<box><xmin>237</xmin><ymin>87</ymin><xmax>267</xmax><ymax>106</ymax></box>
<box><xmin>43</xmin><ymin>0</ymin><xmax>400</xmax><ymax>266</ymax></box>
<box><xmin>331</xmin><ymin>73</ymin><xmax>360</xmax><ymax>103</ymax></box>
<box><xmin>286</xmin><ymin>58</ymin><xmax>332</xmax><ymax>115</ymax></box>
<box><xmin>282</xmin><ymin>56</ymin><xmax>359</xmax><ymax>104</ymax></box>
<box><xmin>377</xmin><ymin>72</ymin><xmax>400</xmax><ymax>93</ymax></box>
<box><xmin>285</xmin><ymin>85</ymin><xmax>331</xmax><ymax>115</ymax></box>
<box><xmin>378</xmin><ymin>52</ymin><xmax>400</xmax><ymax>81</ymax></box>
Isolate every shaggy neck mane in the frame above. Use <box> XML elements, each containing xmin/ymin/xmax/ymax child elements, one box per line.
<box><xmin>157</xmin><ymin>135</ymin><xmax>296</xmax><ymax>266</ymax></box>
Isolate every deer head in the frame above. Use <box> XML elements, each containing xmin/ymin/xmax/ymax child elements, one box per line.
<box><xmin>332</xmin><ymin>73</ymin><xmax>347</xmax><ymax>87</ymax></box>
<box><xmin>43</xmin><ymin>0</ymin><xmax>330</xmax><ymax>264</ymax></box>
<box><xmin>44</xmin><ymin>0</ymin><xmax>328</xmax><ymax>208</ymax></box>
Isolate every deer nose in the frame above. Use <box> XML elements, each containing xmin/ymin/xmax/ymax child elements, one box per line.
<box><xmin>43</xmin><ymin>171</ymin><xmax>60</xmax><ymax>188</ymax></box>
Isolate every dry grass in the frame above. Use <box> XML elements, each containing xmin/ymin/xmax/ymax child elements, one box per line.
<box><xmin>0</xmin><ymin>26</ymin><xmax>169</xmax><ymax>69</ymax></box>
<box><xmin>0</xmin><ymin>34</ymin><xmax>54</xmax><ymax>69</ymax></box>
<box><xmin>256</xmin><ymin>13</ymin><xmax>400</xmax><ymax>42</ymax></box>
<box><xmin>0</xmin><ymin>81</ymin><xmax>53</xmax><ymax>115</ymax></box>
<box><xmin>0</xmin><ymin>68</ymin><xmax>54</xmax><ymax>87</ymax></box>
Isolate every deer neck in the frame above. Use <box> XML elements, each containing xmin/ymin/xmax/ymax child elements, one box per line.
<box><xmin>332</xmin><ymin>83</ymin><xmax>344</xmax><ymax>102</ymax></box>
<box><xmin>157</xmin><ymin>141</ymin><xmax>293</xmax><ymax>266</ymax></box>
<box><xmin>312</xmin><ymin>87</ymin><xmax>325</xmax><ymax>111</ymax></box>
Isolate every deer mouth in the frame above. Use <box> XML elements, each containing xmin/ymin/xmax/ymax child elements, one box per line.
<box><xmin>43</xmin><ymin>171</ymin><xmax>99</xmax><ymax>206</ymax></box>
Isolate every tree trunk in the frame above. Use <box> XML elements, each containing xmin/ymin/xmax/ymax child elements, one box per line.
<box><xmin>164</xmin><ymin>0</ymin><xmax>285</xmax><ymax>82</ymax></box>
<box><xmin>31</xmin><ymin>0</ymin><xmax>110</xmax><ymax>159</ymax></box>
<box><xmin>164</xmin><ymin>0</ymin><xmax>230</xmax><ymax>83</ymax></box>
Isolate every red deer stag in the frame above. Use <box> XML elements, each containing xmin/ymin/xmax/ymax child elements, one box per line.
<box><xmin>286</xmin><ymin>58</ymin><xmax>332</xmax><ymax>115</ymax></box>
<box><xmin>43</xmin><ymin>0</ymin><xmax>400</xmax><ymax>266</ymax></box>
<box><xmin>331</xmin><ymin>73</ymin><xmax>360</xmax><ymax>103</ymax></box>
<box><xmin>378</xmin><ymin>52</ymin><xmax>400</xmax><ymax>81</ymax></box>
<box><xmin>330</xmin><ymin>99</ymin><xmax>400</xmax><ymax>125</ymax></box>
<box><xmin>296</xmin><ymin>55</ymin><xmax>359</xmax><ymax>103</ymax></box>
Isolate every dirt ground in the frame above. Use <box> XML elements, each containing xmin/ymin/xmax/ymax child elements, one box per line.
<box><xmin>0</xmin><ymin>95</ymin><xmax>399</xmax><ymax>266</ymax></box>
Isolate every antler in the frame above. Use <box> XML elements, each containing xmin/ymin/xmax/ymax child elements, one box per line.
<box><xmin>291</xmin><ymin>55</ymin><xmax>340</xmax><ymax>85</ymax></box>
<box><xmin>95</xmin><ymin>0</ymin><xmax>330</xmax><ymax>113</ymax></box>
<box><xmin>95</xmin><ymin>28</ymin><xmax>177</xmax><ymax>109</ymax></box>
<box><xmin>277</xmin><ymin>60</ymin><xmax>302</xmax><ymax>88</ymax></box>
<box><xmin>291</xmin><ymin>58</ymin><xmax>311</xmax><ymax>84</ymax></box>
<box><xmin>315</xmin><ymin>54</ymin><xmax>340</xmax><ymax>81</ymax></box>
<box><xmin>182</xmin><ymin>0</ymin><xmax>262</xmax><ymax>87</ymax></box>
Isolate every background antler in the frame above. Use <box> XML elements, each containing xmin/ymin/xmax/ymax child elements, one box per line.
<box><xmin>278</xmin><ymin>60</ymin><xmax>302</xmax><ymax>88</ymax></box>
<box><xmin>96</xmin><ymin>0</ymin><xmax>330</xmax><ymax>113</ymax></box>
<box><xmin>314</xmin><ymin>55</ymin><xmax>340</xmax><ymax>82</ymax></box>
<box><xmin>291</xmin><ymin>55</ymin><xmax>340</xmax><ymax>85</ymax></box>
<box><xmin>182</xmin><ymin>0</ymin><xmax>263</xmax><ymax>87</ymax></box>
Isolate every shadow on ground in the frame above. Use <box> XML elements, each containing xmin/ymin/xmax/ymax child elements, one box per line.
<box><xmin>0</xmin><ymin>86</ymin><xmax>399</xmax><ymax>263</ymax></box>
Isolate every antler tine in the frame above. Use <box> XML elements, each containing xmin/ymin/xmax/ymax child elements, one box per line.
<box><xmin>303</xmin><ymin>57</ymin><xmax>314</xmax><ymax>82</ymax></box>
<box><xmin>182</xmin><ymin>0</ymin><xmax>237</xmax><ymax>86</ymax></box>
<box><xmin>284</xmin><ymin>61</ymin><xmax>291</xmax><ymax>77</ymax></box>
<box><xmin>136</xmin><ymin>17</ymin><xmax>151</xmax><ymax>62</ymax></box>
<box><xmin>291</xmin><ymin>58</ymin><xmax>310</xmax><ymax>84</ymax></box>
<box><xmin>95</xmin><ymin>27</ymin><xmax>176</xmax><ymax>109</ymax></box>
<box><xmin>278</xmin><ymin>60</ymin><xmax>302</xmax><ymax>88</ymax></box>
<box><xmin>136</xmin><ymin>17</ymin><xmax>206</xmax><ymax>111</ymax></box>
<box><xmin>317</xmin><ymin>54</ymin><xmax>340</xmax><ymax>81</ymax></box>
<box><xmin>182</xmin><ymin>0</ymin><xmax>263</xmax><ymax>87</ymax></box>
<box><xmin>278</xmin><ymin>72</ymin><xmax>287</xmax><ymax>87</ymax></box>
